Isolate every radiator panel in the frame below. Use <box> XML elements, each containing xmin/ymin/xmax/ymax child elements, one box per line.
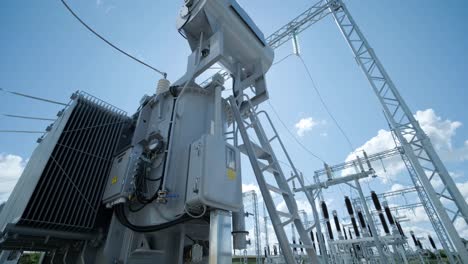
<box><xmin>0</xmin><ymin>92</ymin><xmax>129</xmax><ymax>250</ymax></box>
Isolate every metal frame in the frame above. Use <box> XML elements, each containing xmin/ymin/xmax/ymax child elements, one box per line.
<box><xmin>230</xmin><ymin>96</ymin><xmax>319</xmax><ymax>263</ymax></box>
<box><xmin>324</xmin><ymin>0</ymin><xmax>468</xmax><ymax>262</ymax></box>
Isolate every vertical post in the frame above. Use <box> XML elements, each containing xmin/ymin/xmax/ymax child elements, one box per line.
<box><xmin>213</xmin><ymin>85</ymin><xmax>223</xmax><ymax>138</ymax></box>
<box><xmin>310</xmin><ymin>187</ymin><xmax>329</xmax><ymax>264</ymax></box>
<box><xmin>209</xmin><ymin>210</ymin><xmax>232</xmax><ymax>264</ymax></box>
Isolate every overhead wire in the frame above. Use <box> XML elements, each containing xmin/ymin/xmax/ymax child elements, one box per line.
<box><xmin>2</xmin><ymin>114</ymin><xmax>56</xmax><ymax>121</ymax></box>
<box><xmin>297</xmin><ymin>55</ymin><xmax>356</xmax><ymax>153</ymax></box>
<box><xmin>0</xmin><ymin>87</ymin><xmax>67</xmax><ymax>106</ymax></box>
<box><xmin>267</xmin><ymin>101</ymin><xmax>325</xmax><ymax>163</ymax></box>
<box><xmin>0</xmin><ymin>130</ymin><xmax>45</xmax><ymax>134</ymax></box>
<box><xmin>60</xmin><ymin>0</ymin><xmax>168</xmax><ymax>78</ymax></box>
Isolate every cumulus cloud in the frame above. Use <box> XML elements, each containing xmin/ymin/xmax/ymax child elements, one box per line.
<box><xmin>295</xmin><ymin>117</ymin><xmax>318</xmax><ymax>137</ymax></box>
<box><xmin>0</xmin><ymin>154</ymin><xmax>26</xmax><ymax>202</ymax></box>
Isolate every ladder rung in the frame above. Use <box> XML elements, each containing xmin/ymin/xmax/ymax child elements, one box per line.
<box><xmin>277</xmin><ymin>211</ymin><xmax>294</xmax><ymax>219</ymax></box>
<box><xmin>267</xmin><ymin>184</ymin><xmax>289</xmax><ymax>196</ymax></box>
<box><xmin>268</xmin><ymin>135</ymin><xmax>278</xmax><ymax>142</ymax></box>
<box><xmin>281</xmin><ymin>217</ymin><xmax>295</xmax><ymax>226</ymax></box>
<box><xmin>238</xmin><ymin>142</ymin><xmax>271</xmax><ymax>160</ymax></box>
<box><xmin>259</xmin><ymin>161</ymin><xmax>279</xmax><ymax>175</ymax></box>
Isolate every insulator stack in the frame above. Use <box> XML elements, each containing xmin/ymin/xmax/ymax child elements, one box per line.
<box><xmin>264</xmin><ymin>248</ymin><xmax>268</xmax><ymax>257</ymax></box>
<box><xmin>417</xmin><ymin>240</ymin><xmax>423</xmax><ymax>250</ymax></box>
<box><xmin>344</xmin><ymin>227</ymin><xmax>348</xmax><ymax>240</ymax></box>
<box><xmin>367</xmin><ymin>224</ymin><xmax>373</xmax><ymax>237</ymax></box>
<box><xmin>371</xmin><ymin>191</ymin><xmax>382</xmax><ymax>211</ymax></box>
<box><xmin>316</xmin><ymin>232</ymin><xmax>322</xmax><ymax>254</ymax></box>
<box><xmin>267</xmin><ymin>245</ymin><xmax>270</xmax><ymax>256</ymax></box>
<box><xmin>273</xmin><ymin>245</ymin><xmax>278</xmax><ymax>256</ymax></box>
<box><xmin>333</xmin><ymin>211</ymin><xmax>341</xmax><ymax>232</ymax></box>
<box><xmin>378</xmin><ymin>213</ymin><xmax>390</xmax><ymax>234</ymax></box>
<box><xmin>344</xmin><ymin>197</ymin><xmax>360</xmax><ymax>237</ymax></box>
<box><xmin>326</xmin><ymin>221</ymin><xmax>334</xmax><ymax>240</ymax></box>
<box><xmin>410</xmin><ymin>231</ymin><xmax>418</xmax><ymax>247</ymax></box>
<box><xmin>383</xmin><ymin>202</ymin><xmax>395</xmax><ymax>225</ymax></box>
<box><xmin>321</xmin><ymin>201</ymin><xmax>330</xmax><ymax>219</ymax></box>
<box><xmin>357</xmin><ymin>210</ymin><xmax>366</xmax><ymax>228</ymax></box>
<box><xmin>293</xmin><ymin>239</ymin><xmax>297</xmax><ymax>252</ymax></box>
<box><xmin>344</xmin><ymin>196</ymin><xmax>354</xmax><ymax>215</ymax></box>
<box><xmin>348</xmin><ymin>228</ymin><xmax>353</xmax><ymax>239</ymax></box>
<box><xmin>428</xmin><ymin>235</ymin><xmax>437</xmax><ymax>250</ymax></box>
<box><xmin>396</xmin><ymin>221</ymin><xmax>405</xmax><ymax>237</ymax></box>
<box><xmin>310</xmin><ymin>231</ymin><xmax>316</xmax><ymax>250</ymax></box>
<box><xmin>351</xmin><ymin>217</ymin><xmax>360</xmax><ymax>237</ymax></box>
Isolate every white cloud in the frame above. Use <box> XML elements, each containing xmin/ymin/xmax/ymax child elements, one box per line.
<box><xmin>415</xmin><ymin>109</ymin><xmax>468</xmax><ymax>162</ymax></box>
<box><xmin>295</xmin><ymin>117</ymin><xmax>318</xmax><ymax>137</ymax></box>
<box><xmin>0</xmin><ymin>154</ymin><xmax>26</xmax><ymax>202</ymax></box>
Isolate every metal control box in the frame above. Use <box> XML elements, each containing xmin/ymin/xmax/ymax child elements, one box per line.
<box><xmin>186</xmin><ymin>134</ymin><xmax>242</xmax><ymax>212</ymax></box>
<box><xmin>102</xmin><ymin>146</ymin><xmax>142</xmax><ymax>206</ymax></box>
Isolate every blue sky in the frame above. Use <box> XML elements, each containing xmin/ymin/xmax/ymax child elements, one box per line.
<box><xmin>1</xmin><ymin>0</ymin><xmax>468</xmax><ymax>251</ymax></box>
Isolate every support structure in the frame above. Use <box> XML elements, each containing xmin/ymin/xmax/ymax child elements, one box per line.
<box><xmin>243</xmin><ymin>191</ymin><xmax>262</xmax><ymax>264</ymax></box>
<box><xmin>325</xmin><ymin>0</ymin><xmax>468</xmax><ymax>262</ymax></box>
<box><xmin>230</xmin><ymin>97</ymin><xmax>319</xmax><ymax>263</ymax></box>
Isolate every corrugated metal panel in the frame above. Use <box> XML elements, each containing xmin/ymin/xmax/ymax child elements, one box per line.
<box><xmin>16</xmin><ymin>92</ymin><xmax>128</xmax><ymax>233</ymax></box>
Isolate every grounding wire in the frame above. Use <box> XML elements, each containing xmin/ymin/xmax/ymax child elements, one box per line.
<box><xmin>297</xmin><ymin>55</ymin><xmax>356</xmax><ymax>153</ymax></box>
<box><xmin>0</xmin><ymin>87</ymin><xmax>67</xmax><ymax>106</ymax></box>
<box><xmin>60</xmin><ymin>0</ymin><xmax>167</xmax><ymax>78</ymax></box>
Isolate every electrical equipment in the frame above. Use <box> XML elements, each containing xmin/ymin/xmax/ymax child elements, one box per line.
<box><xmin>185</xmin><ymin>134</ymin><xmax>241</xmax><ymax>212</ymax></box>
<box><xmin>0</xmin><ymin>92</ymin><xmax>130</xmax><ymax>251</ymax></box>
<box><xmin>176</xmin><ymin>0</ymin><xmax>274</xmax><ymax>107</ymax></box>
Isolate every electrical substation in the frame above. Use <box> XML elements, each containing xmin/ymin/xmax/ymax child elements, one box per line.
<box><xmin>0</xmin><ymin>0</ymin><xmax>467</xmax><ymax>263</ymax></box>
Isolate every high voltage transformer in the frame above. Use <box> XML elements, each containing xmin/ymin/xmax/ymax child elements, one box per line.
<box><xmin>0</xmin><ymin>0</ymin><xmax>276</xmax><ymax>263</ymax></box>
<box><xmin>1</xmin><ymin>0</ymin><xmax>468</xmax><ymax>263</ymax></box>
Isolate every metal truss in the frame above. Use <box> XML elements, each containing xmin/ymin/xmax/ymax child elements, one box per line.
<box><xmin>326</xmin><ymin>0</ymin><xmax>468</xmax><ymax>262</ymax></box>
<box><xmin>314</xmin><ymin>147</ymin><xmax>401</xmax><ymax>177</ymax></box>
<box><xmin>243</xmin><ymin>191</ymin><xmax>262</xmax><ymax>264</ymax></box>
<box><xmin>397</xmin><ymin>138</ymin><xmax>459</xmax><ymax>264</ymax></box>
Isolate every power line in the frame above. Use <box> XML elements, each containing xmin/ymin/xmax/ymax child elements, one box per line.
<box><xmin>267</xmin><ymin>101</ymin><xmax>325</xmax><ymax>163</ymax></box>
<box><xmin>60</xmin><ymin>0</ymin><xmax>167</xmax><ymax>78</ymax></box>
<box><xmin>2</xmin><ymin>114</ymin><xmax>56</xmax><ymax>121</ymax></box>
<box><xmin>0</xmin><ymin>88</ymin><xmax>67</xmax><ymax>106</ymax></box>
<box><xmin>297</xmin><ymin>55</ymin><xmax>356</xmax><ymax>153</ymax></box>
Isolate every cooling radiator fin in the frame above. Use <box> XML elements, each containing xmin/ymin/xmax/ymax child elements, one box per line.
<box><xmin>17</xmin><ymin>92</ymin><xmax>128</xmax><ymax>233</ymax></box>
